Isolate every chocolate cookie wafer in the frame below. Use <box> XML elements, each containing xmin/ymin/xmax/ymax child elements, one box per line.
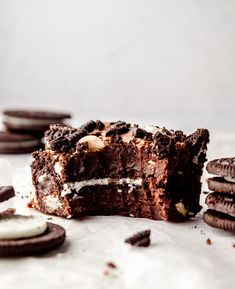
<box><xmin>0</xmin><ymin>131</ymin><xmax>42</xmax><ymax>154</ymax></box>
<box><xmin>203</xmin><ymin>209</ymin><xmax>235</xmax><ymax>232</ymax></box>
<box><xmin>3</xmin><ymin>110</ymin><xmax>71</xmax><ymax>135</ymax></box>
<box><xmin>207</xmin><ymin>158</ymin><xmax>235</xmax><ymax>194</ymax></box>
<box><xmin>205</xmin><ymin>192</ymin><xmax>235</xmax><ymax>218</ymax></box>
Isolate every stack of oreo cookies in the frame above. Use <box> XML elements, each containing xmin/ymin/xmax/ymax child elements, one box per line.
<box><xmin>0</xmin><ymin>110</ymin><xmax>71</xmax><ymax>154</ymax></box>
<box><xmin>203</xmin><ymin>158</ymin><xmax>235</xmax><ymax>232</ymax></box>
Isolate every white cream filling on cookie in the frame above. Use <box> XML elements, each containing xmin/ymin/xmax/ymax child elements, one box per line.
<box><xmin>224</xmin><ymin>176</ymin><xmax>235</xmax><ymax>183</ymax></box>
<box><xmin>60</xmin><ymin>178</ymin><xmax>143</xmax><ymax>197</ymax></box>
<box><xmin>4</xmin><ymin>115</ymin><xmax>63</xmax><ymax>127</ymax></box>
<box><xmin>0</xmin><ymin>215</ymin><xmax>47</xmax><ymax>239</ymax></box>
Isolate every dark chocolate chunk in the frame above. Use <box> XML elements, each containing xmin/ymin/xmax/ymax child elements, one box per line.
<box><xmin>186</xmin><ymin>129</ymin><xmax>209</xmax><ymax>165</ymax></box>
<box><xmin>152</xmin><ymin>131</ymin><xmax>175</xmax><ymax>159</ymax></box>
<box><xmin>205</xmin><ymin>192</ymin><xmax>235</xmax><ymax>217</ymax></box>
<box><xmin>0</xmin><ymin>186</ymin><xmax>15</xmax><ymax>203</ymax></box>
<box><xmin>203</xmin><ymin>209</ymin><xmax>235</xmax><ymax>232</ymax></box>
<box><xmin>206</xmin><ymin>157</ymin><xmax>235</xmax><ymax>178</ymax></box>
<box><xmin>132</xmin><ymin>127</ymin><xmax>152</xmax><ymax>140</ymax></box>
<box><xmin>79</xmin><ymin>120</ymin><xmax>96</xmax><ymax>133</ymax></box>
<box><xmin>105</xmin><ymin>121</ymin><xmax>131</xmax><ymax>137</ymax></box>
<box><xmin>0</xmin><ymin>222</ymin><xmax>66</xmax><ymax>256</ymax></box>
<box><xmin>125</xmin><ymin>230</ymin><xmax>151</xmax><ymax>247</ymax></box>
<box><xmin>96</xmin><ymin>120</ymin><xmax>105</xmax><ymax>131</ymax></box>
<box><xmin>45</xmin><ymin>124</ymin><xmax>87</xmax><ymax>152</ymax></box>
<box><xmin>208</xmin><ymin>177</ymin><xmax>235</xmax><ymax>194</ymax></box>
<box><xmin>174</xmin><ymin>130</ymin><xmax>186</xmax><ymax>142</ymax></box>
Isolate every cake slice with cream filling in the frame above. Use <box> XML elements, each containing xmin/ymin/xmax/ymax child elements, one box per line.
<box><xmin>30</xmin><ymin>120</ymin><xmax>209</xmax><ymax>221</ymax></box>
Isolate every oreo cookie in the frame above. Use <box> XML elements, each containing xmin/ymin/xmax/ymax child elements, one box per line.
<box><xmin>206</xmin><ymin>157</ymin><xmax>235</xmax><ymax>179</ymax></box>
<box><xmin>203</xmin><ymin>209</ymin><xmax>235</xmax><ymax>232</ymax></box>
<box><xmin>3</xmin><ymin>109</ymin><xmax>71</xmax><ymax>135</ymax></box>
<box><xmin>0</xmin><ymin>187</ymin><xmax>66</xmax><ymax>256</ymax></box>
<box><xmin>206</xmin><ymin>158</ymin><xmax>235</xmax><ymax>194</ymax></box>
<box><xmin>208</xmin><ymin>177</ymin><xmax>235</xmax><ymax>195</ymax></box>
<box><xmin>205</xmin><ymin>192</ymin><xmax>235</xmax><ymax>217</ymax></box>
<box><xmin>0</xmin><ymin>220</ymin><xmax>66</xmax><ymax>256</ymax></box>
<box><xmin>203</xmin><ymin>157</ymin><xmax>235</xmax><ymax>232</ymax></box>
<box><xmin>0</xmin><ymin>131</ymin><xmax>42</xmax><ymax>154</ymax></box>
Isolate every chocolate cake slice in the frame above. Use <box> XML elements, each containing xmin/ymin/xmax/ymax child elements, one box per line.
<box><xmin>30</xmin><ymin>121</ymin><xmax>209</xmax><ymax>221</ymax></box>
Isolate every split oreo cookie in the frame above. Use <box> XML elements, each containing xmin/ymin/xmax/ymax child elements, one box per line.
<box><xmin>0</xmin><ymin>218</ymin><xmax>66</xmax><ymax>256</ymax></box>
<box><xmin>0</xmin><ymin>131</ymin><xmax>42</xmax><ymax>154</ymax></box>
<box><xmin>3</xmin><ymin>110</ymin><xmax>71</xmax><ymax>135</ymax></box>
<box><xmin>0</xmin><ymin>187</ymin><xmax>66</xmax><ymax>256</ymax></box>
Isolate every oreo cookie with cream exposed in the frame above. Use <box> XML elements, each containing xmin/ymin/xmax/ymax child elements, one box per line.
<box><xmin>3</xmin><ymin>109</ymin><xmax>71</xmax><ymax>134</ymax></box>
<box><xmin>0</xmin><ymin>187</ymin><xmax>66</xmax><ymax>256</ymax></box>
<box><xmin>0</xmin><ymin>216</ymin><xmax>66</xmax><ymax>256</ymax></box>
<box><xmin>0</xmin><ymin>131</ymin><xmax>42</xmax><ymax>154</ymax></box>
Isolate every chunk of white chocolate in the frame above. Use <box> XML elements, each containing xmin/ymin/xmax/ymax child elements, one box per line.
<box><xmin>78</xmin><ymin>135</ymin><xmax>105</xmax><ymax>152</ymax></box>
<box><xmin>175</xmin><ymin>202</ymin><xmax>187</xmax><ymax>217</ymax></box>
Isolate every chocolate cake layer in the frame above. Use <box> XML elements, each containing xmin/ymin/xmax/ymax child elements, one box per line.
<box><xmin>30</xmin><ymin>121</ymin><xmax>209</xmax><ymax>221</ymax></box>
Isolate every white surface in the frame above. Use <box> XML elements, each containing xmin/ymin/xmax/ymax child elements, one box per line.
<box><xmin>0</xmin><ymin>1</ymin><xmax>235</xmax><ymax>131</ymax></box>
<box><xmin>0</xmin><ymin>135</ymin><xmax>234</xmax><ymax>289</ymax></box>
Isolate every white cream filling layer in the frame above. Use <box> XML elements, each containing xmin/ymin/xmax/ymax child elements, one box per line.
<box><xmin>4</xmin><ymin>115</ymin><xmax>63</xmax><ymax>127</ymax></box>
<box><xmin>61</xmin><ymin>178</ymin><xmax>143</xmax><ymax>197</ymax></box>
<box><xmin>0</xmin><ymin>139</ymin><xmax>41</xmax><ymax>149</ymax></box>
<box><xmin>44</xmin><ymin>195</ymin><xmax>63</xmax><ymax>210</ymax></box>
<box><xmin>224</xmin><ymin>176</ymin><xmax>235</xmax><ymax>183</ymax></box>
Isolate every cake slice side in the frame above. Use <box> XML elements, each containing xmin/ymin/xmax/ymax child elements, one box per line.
<box><xmin>30</xmin><ymin>121</ymin><xmax>209</xmax><ymax>221</ymax></box>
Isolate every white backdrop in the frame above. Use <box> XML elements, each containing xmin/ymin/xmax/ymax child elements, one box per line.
<box><xmin>0</xmin><ymin>0</ymin><xmax>235</xmax><ymax>132</ymax></box>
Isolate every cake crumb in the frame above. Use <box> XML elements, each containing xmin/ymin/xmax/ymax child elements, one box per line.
<box><xmin>232</xmin><ymin>244</ymin><xmax>235</xmax><ymax>248</ymax></box>
<box><xmin>203</xmin><ymin>191</ymin><xmax>210</xmax><ymax>195</ymax></box>
<box><xmin>106</xmin><ymin>262</ymin><xmax>117</xmax><ymax>269</ymax></box>
<box><xmin>206</xmin><ymin>238</ymin><xmax>212</xmax><ymax>245</ymax></box>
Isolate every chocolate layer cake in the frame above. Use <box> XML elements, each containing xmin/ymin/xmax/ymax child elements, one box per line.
<box><xmin>30</xmin><ymin>121</ymin><xmax>209</xmax><ymax>221</ymax></box>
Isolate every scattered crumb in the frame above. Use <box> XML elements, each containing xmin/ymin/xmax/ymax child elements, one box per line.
<box><xmin>125</xmin><ymin>229</ymin><xmax>151</xmax><ymax>247</ymax></box>
<box><xmin>200</xmin><ymin>229</ymin><xmax>205</xmax><ymax>235</ymax></box>
<box><xmin>203</xmin><ymin>191</ymin><xmax>210</xmax><ymax>195</ymax></box>
<box><xmin>206</xmin><ymin>238</ymin><xmax>212</xmax><ymax>245</ymax></box>
<box><xmin>106</xmin><ymin>262</ymin><xmax>117</xmax><ymax>269</ymax></box>
<box><xmin>103</xmin><ymin>262</ymin><xmax>118</xmax><ymax>277</ymax></box>
<box><xmin>47</xmin><ymin>217</ymin><xmax>53</xmax><ymax>220</ymax></box>
<box><xmin>233</xmin><ymin>244</ymin><xmax>235</xmax><ymax>248</ymax></box>
<box><xmin>103</xmin><ymin>270</ymin><xmax>109</xmax><ymax>276</ymax></box>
